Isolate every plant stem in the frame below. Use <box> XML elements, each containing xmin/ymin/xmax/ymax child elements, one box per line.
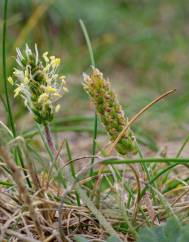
<box><xmin>91</xmin><ymin>115</ymin><xmax>98</xmax><ymax>175</ymax></box>
<box><xmin>44</xmin><ymin>124</ymin><xmax>56</xmax><ymax>155</ymax></box>
<box><xmin>65</xmin><ymin>139</ymin><xmax>81</xmax><ymax>206</ymax></box>
<box><xmin>136</xmin><ymin>143</ymin><xmax>158</xmax><ymax>222</ymax></box>
<box><xmin>176</xmin><ymin>133</ymin><xmax>189</xmax><ymax>157</ymax></box>
<box><xmin>79</xmin><ymin>19</ymin><xmax>98</xmax><ymax>176</ymax></box>
<box><xmin>2</xmin><ymin>0</ymin><xmax>31</xmax><ymax>188</ymax></box>
<box><xmin>2</xmin><ymin>0</ymin><xmax>16</xmax><ymax>135</ymax></box>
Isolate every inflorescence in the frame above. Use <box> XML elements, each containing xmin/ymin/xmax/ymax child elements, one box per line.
<box><xmin>8</xmin><ymin>44</ymin><xmax>68</xmax><ymax>124</ymax></box>
<box><xmin>83</xmin><ymin>67</ymin><xmax>137</xmax><ymax>155</ymax></box>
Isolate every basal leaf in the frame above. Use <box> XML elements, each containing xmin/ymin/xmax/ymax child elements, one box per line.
<box><xmin>74</xmin><ymin>236</ymin><xmax>89</xmax><ymax>242</ymax></box>
<box><xmin>163</xmin><ymin>217</ymin><xmax>181</xmax><ymax>242</ymax></box>
<box><xmin>137</xmin><ymin>227</ymin><xmax>159</xmax><ymax>242</ymax></box>
<box><xmin>137</xmin><ymin>218</ymin><xmax>189</xmax><ymax>242</ymax></box>
<box><xmin>106</xmin><ymin>235</ymin><xmax>122</xmax><ymax>242</ymax></box>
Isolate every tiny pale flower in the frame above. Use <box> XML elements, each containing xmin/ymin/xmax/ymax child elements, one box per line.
<box><xmin>23</xmin><ymin>77</ymin><xmax>29</xmax><ymax>84</ymax></box>
<box><xmin>60</xmin><ymin>76</ymin><xmax>66</xmax><ymax>84</ymax></box>
<box><xmin>14</xmin><ymin>86</ymin><xmax>22</xmax><ymax>97</ymax></box>
<box><xmin>43</xmin><ymin>52</ymin><xmax>49</xmax><ymax>63</ymax></box>
<box><xmin>44</xmin><ymin>86</ymin><xmax>57</xmax><ymax>93</ymax></box>
<box><xmin>8</xmin><ymin>76</ymin><xmax>14</xmax><ymax>85</ymax></box>
<box><xmin>53</xmin><ymin>93</ymin><xmax>61</xmax><ymax>98</ymax></box>
<box><xmin>55</xmin><ymin>104</ymin><xmax>61</xmax><ymax>113</ymax></box>
<box><xmin>63</xmin><ymin>87</ymin><xmax>69</xmax><ymax>93</ymax></box>
<box><xmin>38</xmin><ymin>93</ymin><xmax>49</xmax><ymax>104</ymax></box>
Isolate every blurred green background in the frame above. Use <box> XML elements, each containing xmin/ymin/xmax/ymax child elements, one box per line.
<box><xmin>0</xmin><ymin>0</ymin><xmax>189</xmax><ymax>144</ymax></box>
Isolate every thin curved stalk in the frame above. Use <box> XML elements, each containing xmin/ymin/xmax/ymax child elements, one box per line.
<box><xmin>176</xmin><ymin>134</ymin><xmax>189</xmax><ymax>158</ymax></box>
<box><xmin>79</xmin><ymin>19</ymin><xmax>98</xmax><ymax>176</ymax></box>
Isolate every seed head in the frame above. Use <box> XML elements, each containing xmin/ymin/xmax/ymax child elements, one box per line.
<box><xmin>9</xmin><ymin>44</ymin><xmax>68</xmax><ymax>124</ymax></box>
<box><xmin>83</xmin><ymin>67</ymin><xmax>137</xmax><ymax>155</ymax></box>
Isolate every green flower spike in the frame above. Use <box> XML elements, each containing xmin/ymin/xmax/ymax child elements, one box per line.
<box><xmin>83</xmin><ymin>67</ymin><xmax>137</xmax><ymax>155</ymax></box>
<box><xmin>8</xmin><ymin>44</ymin><xmax>68</xmax><ymax>124</ymax></box>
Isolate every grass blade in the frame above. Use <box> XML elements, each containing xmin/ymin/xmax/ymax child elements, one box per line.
<box><xmin>65</xmin><ymin>139</ymin><xmax>81</xmax><ymax>206</ymax></box>
<box><xmin>2</xmin><ymin>0</ymin><xmax>15</xmax><ymax>135</ymax></box>
<box><xmin>2</xmin><ymin>0</ymin><xmax>31</xmax><ymax>187</ymax></box>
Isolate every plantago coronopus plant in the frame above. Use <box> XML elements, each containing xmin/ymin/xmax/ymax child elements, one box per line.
<box><xmin>83</xmin><ymin>67</ymin><xmax>137</xmax><ymax>155</ymax></box>
<box><xmin>8</xmin><ymin>44</ymin><xmax>68</xmax><ymax>125</ymax></box>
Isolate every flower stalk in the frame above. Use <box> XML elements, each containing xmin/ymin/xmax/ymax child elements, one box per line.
<box><xmin>44</xmin><ymin>124</ymin><xmax>56</xmax><ymax>155</ymax></box>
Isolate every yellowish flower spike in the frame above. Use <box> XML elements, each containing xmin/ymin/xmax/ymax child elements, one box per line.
<box><xmin>9</xmin><ymin>44</ymin><xmax>68</xmax><ymax>124</ymax></box>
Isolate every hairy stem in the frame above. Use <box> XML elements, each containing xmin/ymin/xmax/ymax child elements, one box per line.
<box><xmin>44</xmin><ymin>124</ymin><xmax>56</xmax><ymax>155</ymax></box>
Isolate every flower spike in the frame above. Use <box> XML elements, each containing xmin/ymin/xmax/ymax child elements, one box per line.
<box><xmin>83</xmin><ymin>67</ymin><xmax>137</xmax><ymax>155</ymax></box>
<box><xmin>9</xmin><ymin>44</ymin><xmax>68</xmax><ymax>124</ymax></box>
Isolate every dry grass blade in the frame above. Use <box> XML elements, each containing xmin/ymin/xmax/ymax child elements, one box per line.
<box><xmin>171</xmin><ymin>187</ymin><xmax>189</xmax><ymax>206</ymax></box>
<box><xmin>0</xmin><ymin>209</ymin><xmax>20</xmax><ymax>240</ymax></box>
<box><xmin>5</xmin><ymin>229</ymin><xmax>41</xmax><ymax>242</ymax></box>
